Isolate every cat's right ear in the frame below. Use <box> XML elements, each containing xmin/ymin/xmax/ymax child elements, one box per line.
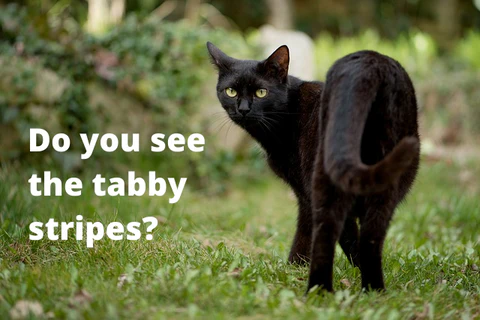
<box><xmin>260</xmin><ymin>45</ymin><xmax>289</xmax><ymax>83</ymax></box>
<box><xmin>206</xmin><ymin>42</ymin><xmax>235</xmax><ymax>71</ymax></box>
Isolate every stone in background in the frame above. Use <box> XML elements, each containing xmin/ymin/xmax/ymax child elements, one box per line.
<box><xmin>258</xmin><ymin>25</ymin><xmax>316</xmax><ymax>81</ymax></box>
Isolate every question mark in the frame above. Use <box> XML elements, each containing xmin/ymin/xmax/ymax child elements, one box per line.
<box><xmin>142</xmin><ymin>217</ymin><xmax>158</xmax><ymax>240</ymax></box>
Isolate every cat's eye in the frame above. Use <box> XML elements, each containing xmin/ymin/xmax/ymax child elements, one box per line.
<box><xmin>225</xmin><ymin>88</ymin><xmax>237</xmax><ymax>97</ymax></box>
<box><xmin>255</xmin><ymin>88</ymin><xmax>268</xmax><ymax>98</ymax></box>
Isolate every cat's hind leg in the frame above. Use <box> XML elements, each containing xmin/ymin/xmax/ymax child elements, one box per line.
<box><xmin>358</xmin><ymin>194</ymin><xmax>397</xmax><ymax>291</ymax></box>
<box><xmin>339</xmin><ymin>213</ymin><xmax>360</xmax><ymax>268</ymax></box>
<box><xmin>307</xmin><ymin>176</ymin><xmax>355</xmax><ymax>292</ymax></box>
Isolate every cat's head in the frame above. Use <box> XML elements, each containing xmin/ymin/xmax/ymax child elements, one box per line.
<box><xmin>206</xmin><ymin>42</ymin><xmax>290</xmax><ymax>128</ymax></box>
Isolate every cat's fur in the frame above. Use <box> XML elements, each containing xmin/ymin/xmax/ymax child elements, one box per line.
<box><xmin>207</xmin><ymin>42</ymin><xmax>420</xmax><ymax>292</ymax></box>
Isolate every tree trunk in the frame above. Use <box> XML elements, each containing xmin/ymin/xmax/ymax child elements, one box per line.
<box><xmin>109</xmin><ymin>0</ymin><xmax>125</xmax><ymax>25</ymax></box>
<box><xmin>265</xmin><ymin>0</ymin><xmax>293</xmax><ymax>29</ymax></box>
<box><xmin>86</xmin><ymin>0</ymin><xmax>125</xmax><ymax>34</ymax></box>
<box><xmin>185</xmin><ymin>0</ymin><xmax>202</xmax><ymax>24</ymax></box>
<box><xmin>435</xmin><ymin>0</ymin><xmax>460</xmax><ymax>51</ymax></box>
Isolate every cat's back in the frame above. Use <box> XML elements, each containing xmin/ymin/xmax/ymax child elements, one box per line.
<box><xmin>296</xmin><ymin>81</ymin><xmax>325</xmax><ymax>193</ymax></box>
<box><xmin>326</xmin><ymin>50</ymin><xmax>413</xmax><ymax>89</ymax></box>
<box><xmin>324</xmin><ymin>50</ymin><xmax>417</xmax><ymax>125</ymax></box>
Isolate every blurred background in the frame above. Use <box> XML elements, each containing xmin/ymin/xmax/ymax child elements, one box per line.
<box><xmin>2</xmin><ymin>3</ymin><xmax>479</xmax><ymax>317</ymax></box>
<box><xmin>1</xmin><ymin>0</ymin><xmax>479</xmax><ymax>194</ymax></box>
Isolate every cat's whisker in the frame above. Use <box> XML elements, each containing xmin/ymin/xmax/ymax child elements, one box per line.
<box><xmin>262</xmin><ymin>111</ymin><xmax>304</xmax><ymax>115</ymax></box>
<box><xmin>253</xmin><ymin>145</ymin><xmax>264</xmax><ymax>157</ymax></box>
<box><xmin>207</xmin><ymin>115</ymin><xmax>232</xmax><ymax>137</ymax></box>
<box><xmin>257</xmin><ymin>117</ymin><xmax>282</xmax><ymax>144</ymax></box>
<box><xmin>259</xmin><ymin>116</ymin><xmax>281</xmax><ymax>138</ymax></box>
<box><xmin>209</xmin><ymin>119</ymin><xmax>226</xmax><ymax>132</ymax></box>
<box><xmin>208</xmin><ymin>117</ymin><xmax>229</xmax><ymax>131</ymax></box>
<box><xmin>224</xmin><ymin>121</ymin><xmax>235</xmax><ymax>144</ymax></box>
<box><xmin>216</xmin><ymin>118</ymin><xmax>232</xmax><ymax>134</ymax></box>
<box><xmin>207</xmin><ymin>42</ymin><xmax>419</xmax><ymax>294</ymax></box>
<box><xmin>207</xmin><ymin>112</ymin><xmax>227</xmax><ymax>123</ymax></box>
<box><xmin>261</xmin><ymin>115</ymin><xmax>280</xmax><ymax>125</ymax></box>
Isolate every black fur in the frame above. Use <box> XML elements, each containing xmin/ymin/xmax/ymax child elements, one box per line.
<box><xmin>207</xmin><ymin>42</ymin><xmax>420</xmax><ymax>292</ymax></box>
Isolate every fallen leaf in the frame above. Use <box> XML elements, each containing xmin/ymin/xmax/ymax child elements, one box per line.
<box><xmin>258</xmin><ymin>226</ymin><xmax>269</xmax><ymax>237</ymax></box>
<box><xmin>14</xmin><ymin>42</ymin><xmax>24</xmax><ymax>55</ymax></box>
<box><xmin>292</xmin><ymin>298</ymin><xmax>304</xmax><ymax>308</ymax></box>
<box><xmin>10</xmin><ymin>300</ymin><xmax>43</xmax><ymax>319</ymax></box>
<box><xmin>94</xmin><ymin>49</ymin><xmax>119</xmax><ymax>81</ymax></box>
<box><xmin>340</xmin><ymin>278</ymin><xmax>351</xmax><ymax>288</ymax></box>
<box><xmin>414</xmin><ymin>302</ymin><xmax>430</xmax><ymax>319</ymax></box>
<box><xmin>228</xmin><ymin>268</ymin><xmax>242</xmax><ymax>277</ymax></box>
<box><xmin>155</xmin><ymin>216</ymin><xmax>168</xmax><ymax>225</ymax></box>
<box><xmin>69</xmin><ymin>289</ymin><xmax>92</xmax><ymax>308</ymax></box>
<box><xmin>117</xmin><ymin>273</ymin><xmax>128</xmax><ymax>288</ymax></box>
<box><xmin>202</xmin><ymin>239</ymin><xmax>213</xmax><ymax>248</ymax></box>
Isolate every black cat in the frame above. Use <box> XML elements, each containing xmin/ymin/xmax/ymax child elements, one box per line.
<box><xmin>207</xmin><ymin>42</ymin><xmax>420</xmax><ymax>292</ymax></box>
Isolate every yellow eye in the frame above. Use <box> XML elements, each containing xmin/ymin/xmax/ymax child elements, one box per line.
<box><xmin>225</xmin><ymin>88</ymin><xmax>237</xmax><ymax>97</ymax></box>
<box><xmin>255</xmin><ymin>88</ymin><xmax>268</xmax><ymax>98</ymax></box>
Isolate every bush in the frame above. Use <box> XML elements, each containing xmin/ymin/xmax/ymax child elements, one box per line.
<box><xmin>313</xmin><ymin>29</ymin><xmax>480</xmax><ymax>144</ymax></box>
<box><xmin>455</xmin><ymin>31</ymin><xmax>480</xmax><ymax>71</ymax></box>
<box><xmin>0</xmin><ymin>3</ymin><xmax>264</xmax><ymax>192</ymax></box>
<box><xmin>314</xmin><ymin>29</ymin><xmax>438</xmax><ymax>80</ymax></box>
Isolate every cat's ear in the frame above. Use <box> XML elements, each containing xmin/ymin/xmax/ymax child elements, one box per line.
<box><xmin>260</xmin><ymin>45</ymin><xmax>289</xmax><ymax>82</ymax></box>
<box><xmin>206</xmin><ymin>42</ymin><xmax>235</xmax><ymax>71</ymax></box>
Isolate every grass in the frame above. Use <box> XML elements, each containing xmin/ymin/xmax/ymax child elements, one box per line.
<box><xmin>0</xmin><ymin>157</ymin><xmax>479</xmax><ymax>319</ymax></box>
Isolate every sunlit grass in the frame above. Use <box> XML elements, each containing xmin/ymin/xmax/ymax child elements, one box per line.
<box><xmin>1</xmin><ymin>158</ymin><xmax>479</xmax><ymax>319</ymax></box>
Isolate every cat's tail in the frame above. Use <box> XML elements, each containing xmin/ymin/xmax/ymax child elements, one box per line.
<box><xmin>322</xmin><ymin>76</ymin><xmax>419</xmax><ymax>195</ymax></box>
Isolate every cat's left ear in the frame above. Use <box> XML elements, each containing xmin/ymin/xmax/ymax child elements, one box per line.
<box><xmin>260</xmin><ymin>45</ymin><xmax>289</xmax><ymax>83</ymax></box>
<box><xmin>206</xmin><ymin>42</ymin><xmax>236</xmax><ymax>71</ymax></box>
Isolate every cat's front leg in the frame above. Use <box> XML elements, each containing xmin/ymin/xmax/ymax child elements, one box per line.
<box><xmin>288</xmin><ymin>198</ymin><xmax>312</xmax><ymax>265</ymax></box>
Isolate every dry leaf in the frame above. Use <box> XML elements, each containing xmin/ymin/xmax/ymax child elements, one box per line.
<box><xmin>94</xmin><ymin>49</ymin><xmax>119</xmax><ymax>81</ymax></box>
<box><xmin>202</xmin><ymin>239</ymin><xmax>213</xmax><ymax>248</ymax></box>
<box><xmin>340</xmin><ymin>278</ymin><xmax>351</xmax><ymax>288</ymax></box>
<box><xmin>414</xmin><ymin>303</ymin><xmax>430</xmax><ymax>319</ymax></box>
<box><xmin>228</xmin><ymin>268</ymin><xmax>242</xmax><ymax>277</ymax></box>
<box><xmin>155</xmin><ymin>216</ymin><xmax>168</xmax><ymax>225</ymax></box>
<box><xmin>10</xmin><ymin>300</ymin><xmax>44</xmax><ymax>319</ymax></box>
<box><xmin>69</xmin><ymin>289</ymin><xmax>92</xmax><ymax>308</ymax></box>
<box><xmin>117</xmin><ymin>273</ymin><xmax>128</xmax><ymax>288</ymax></box>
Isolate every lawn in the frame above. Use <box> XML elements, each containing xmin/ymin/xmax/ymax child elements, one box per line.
<box><xmin>0</xmin><ymin>157</ymin><xmax>479</xmax><ymax>319</ymax></box>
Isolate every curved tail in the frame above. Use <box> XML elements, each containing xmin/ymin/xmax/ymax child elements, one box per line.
<box><xmin>322</xmin><ymin>77</ymin><xmax>419</xmax><ymax>195</ymax></box>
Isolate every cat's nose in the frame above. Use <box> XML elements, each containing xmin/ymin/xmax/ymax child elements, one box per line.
<box><xmin>238</xmin><ymin>100</ymin><xmax>251</xmax><ymax>117</ymax></box>
<box><xmin>239</xmin><ymin>109</ymin><xmax>250</xmax><ymax>116</ymax></box>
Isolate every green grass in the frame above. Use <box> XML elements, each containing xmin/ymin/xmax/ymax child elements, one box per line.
<box><xmin>1</xmin><ymin>158</ymin><xmax>479</xmax><ymax>319</ymax></box>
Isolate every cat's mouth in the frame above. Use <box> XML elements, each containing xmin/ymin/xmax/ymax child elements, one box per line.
<box><xmin>230</xmin><ymin>114</ymin><xmax>260</xmax><ymax>127</ymax></box>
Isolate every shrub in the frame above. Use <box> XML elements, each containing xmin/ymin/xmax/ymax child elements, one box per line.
<box><xmin>455</xmin><ymin>31</ymin><xmax>480</xmax><ymax>70</ymax></box>
<box><xmin>314</xmin><ymin>30</ymin><xmax>438</xmax><ymax>80</ymax></box>
<box><xmin>0</xmin><ymin>3</ymin><xmax>263</xmax><ymax>192</ymax></box>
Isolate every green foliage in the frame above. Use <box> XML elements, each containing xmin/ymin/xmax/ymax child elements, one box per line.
<box><xmin>313</xmin><ymin>29</ymin><xmax>480</xmax><ymax>142</ymax></box>
<box><xmin>96</xmin><ymin>15</ymin><xmax>251</xmax><ymax>130</ymax></box>
<box><xmin>314</xmin><ymin>30</ymin><xmax>438</xmax><ymax>80</ymax></box>
<box><xmin>0</xmin><ymin>3</ymin><xmax>261</xmax><ymax>190</ymax></box>
<box><xmin>0</xmin><ymin>3</ymin><xmax>96</xmax><ymax>157</ymax></box>
<box><xmin>455</xmin><ymin>30</ymin><xmax>480</xmax><ymax>70</ymax></box>
<box><xmin>0</xmin><ymin>160</ymin><xmax>479</xmax><ymax>318</ymax></box>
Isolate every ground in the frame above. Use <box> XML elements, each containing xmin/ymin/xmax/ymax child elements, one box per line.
<box><xmin>0</xmin><ymin>157</ymin><xmax>479</xmax><ymax>319</ymax></box>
